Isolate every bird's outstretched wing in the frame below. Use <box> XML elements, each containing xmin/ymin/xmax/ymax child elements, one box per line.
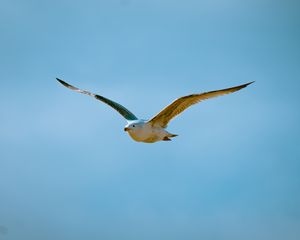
<box><xmin>57</xmin><ymin>78</ymin><xmax>138</xmax><ymax>121</ymax></box>
<box><xmin>148</xmin><ymin>82</ymin><xmax>254</xmax><ymax>128</ymax></box>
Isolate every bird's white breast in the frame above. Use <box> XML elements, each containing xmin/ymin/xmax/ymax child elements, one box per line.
<box><xmin>127</xmin><ymin>123</ymin><xmax>167</xmax><ymax>143</ymax></box>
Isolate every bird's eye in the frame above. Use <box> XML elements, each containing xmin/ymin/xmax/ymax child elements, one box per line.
<box><xmin>132</xmin><ymin>125</ymin><xmax>135</xmax><ymax>127</ymax></box>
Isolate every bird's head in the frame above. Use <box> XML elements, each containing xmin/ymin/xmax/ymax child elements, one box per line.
<box><xmin>124</xmin><ymin>121</ymin><xmax>145</xmax><ymax>132</ymax></box>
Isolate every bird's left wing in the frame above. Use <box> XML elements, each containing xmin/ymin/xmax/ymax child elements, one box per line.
<box><xmin>57</xmin><ymin>78</ymin><xmax>138</xmax><ymax>121</ymax></box>
<box><xmin>148</xmin><ymin>82</ymin><xmax>254</xmax><ymax>128</ymax></box>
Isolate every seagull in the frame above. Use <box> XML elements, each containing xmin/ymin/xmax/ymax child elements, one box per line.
<box><xmin>57</xmin><ymin>78</ymin><xmax>253</xmax><ymax>143</ymax></box>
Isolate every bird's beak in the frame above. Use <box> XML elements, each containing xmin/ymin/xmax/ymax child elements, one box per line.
<box><xmin>124</xmin><ymin>127</ymin><xmax>129</xmax><ymax>132</ymax></box>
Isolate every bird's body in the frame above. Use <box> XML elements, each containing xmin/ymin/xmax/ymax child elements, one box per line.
<box><xmin>124</xmin><ymin>120</ymin><xmax>177</xmax><ymax>143</ymax></box>
<box><xmin>57</xmin><ymin>78</ymin><xmax>253</xmax><ymax>143</ymax></box>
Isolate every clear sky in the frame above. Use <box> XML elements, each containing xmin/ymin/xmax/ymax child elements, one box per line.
<box><xmin>1</xmin><ymin>0</ymin><xmax>299</xmax><ymax>239</ymax></box>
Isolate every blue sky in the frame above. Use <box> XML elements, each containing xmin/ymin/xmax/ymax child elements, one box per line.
<box><xmin>0</xmin><ymin>0</ymin><xmax>300</xmax><ymax>239</ymax></box>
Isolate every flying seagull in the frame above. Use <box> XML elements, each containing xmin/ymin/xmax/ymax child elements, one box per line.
<box><xmin>57</xmin><ymin>78</ymin><xmax>253</xmax><ymax>143</ymax></box>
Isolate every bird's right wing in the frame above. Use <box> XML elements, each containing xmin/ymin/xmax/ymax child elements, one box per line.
<box><xmin>57</xmin><ymin>78</ymin><xmax>138</xmax><ymax>121</ymax></box>
<box><xmin>148</xmin><ymin>82</ymin><xmax>254</xmax><ymax>128</ymax></box>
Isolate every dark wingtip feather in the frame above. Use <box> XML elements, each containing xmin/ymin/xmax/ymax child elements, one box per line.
<box><xmin>56</xmin><ymin>78</ymin><xmax>65</xmax><ymax>84</ymax></box>
<box><xmin>235</xmin><ymin>81</ymin><xmax>255</xmax><ymax>91</ymax></box>
<box><xmin>244</xmin><ymin>81</ymin><xmax>255</xmax><ymax>87</ymax></box>
<box><xmin>56</xmin><ymin>78</ymin><xmax>72</xmax><ymax>88</ymax></box>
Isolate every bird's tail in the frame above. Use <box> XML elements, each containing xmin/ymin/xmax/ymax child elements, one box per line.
<box><xmin>168</xmin><ymin>133</ymin><xmax>178</xmax><ymax>138</ymax></box>
<box><xmin>163</xmin><ymin>134</ymin><xmax>178</xmax><ymax>141</ymax></box>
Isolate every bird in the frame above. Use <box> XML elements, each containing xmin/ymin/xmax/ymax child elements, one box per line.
<box><xmin>57</xmin><ymin>78</ymin><xmax>254</xmax><ymax>143</ymax></box>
